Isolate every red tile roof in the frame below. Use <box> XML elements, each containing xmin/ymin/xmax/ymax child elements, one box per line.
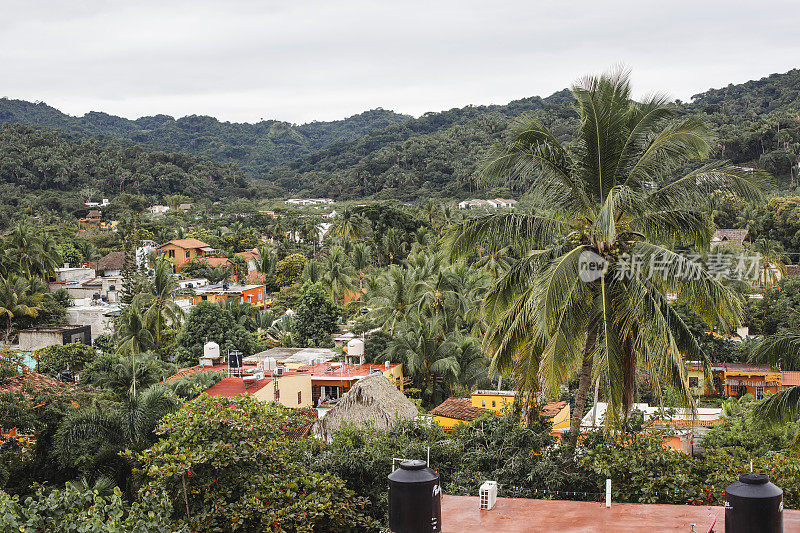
<box><xmin>0</xmin><ymin>372</ymin><xmax>69</xmax><ymax>397</ymax></box>
<box><xmin>782</xmin><ymin>371</ymin><xmax>800</xmax><ymax>387</ymax></box>
<box><xmin>203</xmin><ymin>377</ymin><xmax>272</xmax><ymax>397</ymax></box>
<box><xmin>196</xmin><ymin>257</ymin><xmax>234</xmax><ymax>268</ymax></box>
<box><xmin>284</xmin><ymin>408</ymin><xmax>317</xmax><ymax>441</ymax></box>
<box><xmin>722</xmin><ymin>363</ymin><xmax>779</xmax><ymax>374</ymax></box>
<box><xmin>157</xmin><ymin>238</ymin><xmax>210</xmax><ymax>250</ymax></box>
<box><xmin>430</xmin><ymin>398</ymin><xmax>489</xmax><ymax>422</ymax></box>
<box><xmin>540</xmin><ymin>400</ymin><xmax>569</xmax><ymax>418</ymax></box>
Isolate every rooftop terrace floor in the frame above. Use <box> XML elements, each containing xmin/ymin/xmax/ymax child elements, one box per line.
<box><xmin>441</xmin><ymin>495</ymin><xmax>800</xmax><ymax>532</ymax></box>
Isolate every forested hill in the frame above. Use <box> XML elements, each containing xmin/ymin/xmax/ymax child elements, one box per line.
<box><xmin>3</xmin><ymin>68</ymin><xmax>800</xmax><ymax>203</ymax></box>
<box><xmin>0</xmin><ymin>123</ymin><xmax>255</xmax><ymax>227</ymax></box>
<box><xmin>0</xmin><ymin>99</ymin><xmax>409</xmax><ymax>175</ymax></box>
<box><xmin>270</xmin><ymin>69</ymin><xmax>800</xmax><ymax>200</ymax></box>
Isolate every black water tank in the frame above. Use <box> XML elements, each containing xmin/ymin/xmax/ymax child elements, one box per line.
<box><xmin>388</xmin><ymin>460</ymin><xmax>442</xmax><ymax>533</ymax></box>
<box><xmin>725</xmin><ymin>472</ymin><xmax>783</xmax><ymax>533</ymax></box>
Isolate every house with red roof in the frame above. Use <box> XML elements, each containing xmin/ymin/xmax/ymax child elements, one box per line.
<box><xmin>303</xmin><ymin>361</ymin><xmax>404</xmax><ymax>405</ymax></box>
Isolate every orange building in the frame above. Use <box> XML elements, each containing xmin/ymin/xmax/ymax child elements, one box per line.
<box><xmin>719</xmin><ymin>363</ymin><xmax>781</xmax><ymax>400</ymax></box>
<box><xmin>192</xmin><ymin>283</ymin><xmax>267</xmax><ymax>307</ymax></box>
<box><xmin>155</xmin><ymin>238</ymin><xmax>215</xmax><ymax>270</ymax></box>
<box><xmin>305</xmin><ymin>361</ymin><xmax>404</xmax><ymax>405</ymax></box>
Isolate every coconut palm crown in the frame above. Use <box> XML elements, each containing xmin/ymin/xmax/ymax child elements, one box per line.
<box><xmin>448</xmin><ymin>70</ymin><xmax>767</xmax><ymax>433</ymax></box>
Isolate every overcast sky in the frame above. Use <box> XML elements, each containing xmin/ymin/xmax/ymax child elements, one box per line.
<box><xmin>2</xmin><ymin>0</ymin><xmax>799</xmax><ymax>124</ymax></box>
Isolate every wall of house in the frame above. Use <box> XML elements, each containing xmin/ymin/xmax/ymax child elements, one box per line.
<box><xmin>432</xmin><ymin>415</ymin><xmax>464</xmax><ymax>432</ymax></box>
<box><xmin>255</xmin><ymin>374</ymin><xmax>313</xmax><ymax>408</ymax></box>
<box><xmin>157</xmin><ymin>245</ymin><xmax>204</xmax><ymax>270</ymax></box>
<box><xmin>550</xmin><ymin>405</ymin><xmax>571</xmax><ymax>430</ymax></box>
<box><xmin>66</xmin><ymin>308</ymin><xmax>115</xmax><ymax>336</ymax></box>
<box><xmin>723</xmin><ymin>372</ymin><xmax>781</xmax><ymax>399</ymax></box>
<box><xmin>19</xmin><ymin>332</ymin><xmax>62</xmax><ymax>352</ymax></box>
<box><xmin>242</xmin><ymin>286</ymin><xmax>266</xmax><ymax>307</ymax></box>
<box><xmin>383</xmin><ymin>365</ymin><xmax>404</xmax><ymax>391</ymax></box>
<box><xmin>471</xmin><ymin>393</ymin><xmax>515</xmax><ymax>411</ymax></box>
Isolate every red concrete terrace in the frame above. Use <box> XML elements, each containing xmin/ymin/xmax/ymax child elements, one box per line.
<box><xmin>441</xmin><ymin>495</ymin><xmax>800</xmax><ymax>532</ymax></box>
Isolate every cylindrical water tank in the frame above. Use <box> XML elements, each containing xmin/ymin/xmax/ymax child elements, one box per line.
<box><xmin>203</xmin><ymin>341</ymin><xmax>220</xmax><ymax>359</ymax></box>
<box><xmin>725</xmin><ymin>473</ymin><xmax>783</xmax><ymax>533</ymax></box>
<box><xmin>388</xmin><ymin>460</ymin><xmax>441</xmax><ymax>533</ymax></box>
<box><xmin>347</xmin><ymin>338</ymin><xmax>365</xmax><ymax>358</ymax></box>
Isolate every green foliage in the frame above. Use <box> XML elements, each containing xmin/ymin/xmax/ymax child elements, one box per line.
<box><xmin>0</xmin><ymin>483</ymin><xmax>181</xmax><ymax>532</ymax></box>
<box><xmin>131</xmin><ymin>395</ymin><xmax>377</xmax><ymax>532</ymax></box>
<box><xmin>35</xmin><ymin>343</ymin><xmax>96</xmax><ymax>376</ymax></box>
<box><xmin>274</xmin><ymin>254</ymin><xmax>307</xmax><ymax>287</ymax></box>
<box><xmin>0</xmin><ymin>124</ymin><xmax>253</xmax><ymax>222</ymax></box>
<box><xmin>174</xmin><ymin>302</ymin><xmax>256</xmax><ymax>365</ymax></box>
<box><xmin>294</xmin><ymin>283</ymin><xmax>341</xmax><ymax>347</ymax></box>
<box><xmin>0</xmin><ymin>100</ymin><xmax>408</xmax><ymax>180</ymax></box>
<box><xmin>0</xmin><ymin>348</ymin><xmax>27</xmax><ymax>383</ymax></box>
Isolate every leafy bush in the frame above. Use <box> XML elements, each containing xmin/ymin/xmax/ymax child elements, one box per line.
<box><xmin>274</xmin><ymin>254</ymin><xmax>307</xmax><ymax>287</ymax></box>
<box><xmin>0</xmin><ymin>348</ymin><xmax>27</xmax><ymax>384</ymax></box>
<box><xmin>130</xmin><ymin>395</ymin><xmax>377</xmax><ymax>532</ymax></box>
<box><xmin>35</xmin><ymin>343</ymin><xmax>96</xmax><ymax>376</ymax></box>
<box><xmin>294</xmin><ymin>283</ymin><xmax>341</xmax><ymax>347</ymax></box>
<box><xmin>0</xmin><ymin>484</ymin><xmax>181</xmax><ymax>532</ymax></box>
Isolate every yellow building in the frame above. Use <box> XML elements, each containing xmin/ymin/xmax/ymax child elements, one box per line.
<box><xmin>253</xmin><ymin>372</ymin><xmax>313</xmax><ymax>408</ymax></box>
<box><xmin>430</xmin><ymin>398</ymin><xmax>490</xmax><ymax>432</ymax></box>
<box><xmin>541</xmin><ymin>400</ymin><xmax>570</xmax><ymax>431</ymax></box>
<box><xmin>471</xmin><ymin>390</ymin><xmax>518</xmax><ymax>411</ymax></box>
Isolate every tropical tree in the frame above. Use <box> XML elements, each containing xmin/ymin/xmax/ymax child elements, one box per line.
<box><xmin>750</xmin><ymin>331</ymin><xmax>800</xmax><ymax>424</ymax></box>
<box><xmin>133</xmin><ymin>255</ymin><xmax>183</xmax><ymax>350</ymax></box>
<box><xmin>448</xmin><ymin>70</ymin><xmax>765</xmax><ymax>436</ymax></box>
<box><xmin>351</xmin><ymin>243</ymin><xmax>372</xmax><ymax>290</ymax></box>
<box><xmin>751</xmin><ymin>238</ymin><xmax>788</xmax><ymax>288</ymax></box>
<box><xmin>331</xmin><ymin>206</ymin><xmax>368</xmax><ymax>243</ymax></box>
<box><xmin>116</xmin><ymin>302</ymin><xmax>155</xmax><ymax>357</ymax></box>
<box><xmin>367</xmin><ymin>265</ymin><xmax>421</xmax><ymax>333</ymax></box>
<box><xmin>0</xmin><ymin>274</ymin><xmax>43</xmax><ymax>343</ymax></box>
<box><xmin>387</xmin><ymin>313</ymin><xmax>459</xmax><ymax>407</ymax></box>
<box><xmin>320</xmin><ymin>246</ymin><xmax>356</xmax><ymax>302</ymax></box>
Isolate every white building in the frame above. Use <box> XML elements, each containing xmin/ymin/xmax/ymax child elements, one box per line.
<box><xmin>458</xmin><ymin>198</ymin><xmax>517</xmax><ymax>209</ymax></box>
<box><xmin>148</xmin><ymin>205</ymin><xmax>170</xmax><ymax>215</ymax></box>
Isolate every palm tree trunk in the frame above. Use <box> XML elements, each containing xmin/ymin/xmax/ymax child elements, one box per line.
<box><xmin>568</xmin><ymin>329</ymin><xmax>596</xmax><ymax>445</ymax></box>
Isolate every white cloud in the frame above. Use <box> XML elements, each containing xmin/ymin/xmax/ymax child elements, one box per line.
<box><xmin>1</xmin><ymin>0</ymin><xmax>799</xmax><ymax>123</ymax></box>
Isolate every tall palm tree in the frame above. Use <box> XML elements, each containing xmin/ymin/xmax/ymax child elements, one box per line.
<box><xmin>387</xmin><ymin>313</ymin><xmax>460</xmax><ymax>407</ymax></box>
<box><xmin>751</xmin><ymin>238</ymin><xmax>788</xmax><ymax>288</ymax></box>
<box><xmin>116</xmin><ymin>302</ymin><xmax>155</xmax><ymax>357</ymax></box>
<box><xmin>0</xmin><ymin>274</ymin><xmax>43</xmax><ymax>343</ymax></box>
<box><xmin>255</xmin><ymin>245</ymin><xmax>277</xmax><ymax>279</ymax></box>
<box><xmin>134</xmin><ymin>255</ymin><xmax>183</xmax><ymax>350</ymax></box>
<box><xmin>350</xmin><ymin>243</ymin><xmax>372</xmax><ymax>291</ymax></box>
<box><xmin>750</xmin><ymin>331</ymin><xmax>800</xmax><ymax>424</ymax></box>
<box><xmin>331</xmin><ymin>206</ymin><xmax>368</xmax><ymax>243</ymax></box>
<box><xmin>449</xmin><ymin>70</ymin><xmax>765</xmax><ymax>435</ymax></box>
<box><xmin>321</xmin><ymin>246</ymin><xmax>356</xmax><ymax>302</ymax></box>
<box><xmin>367</xmin><ymin>265</ymin><xmax>421</xmax><ymax>333</ymax></box>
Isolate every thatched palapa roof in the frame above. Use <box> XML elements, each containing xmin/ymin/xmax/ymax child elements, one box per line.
<box><xmin>314</xmin><ymin>373</ymin><xmax>417</xmax><ymax>439</ymax></box>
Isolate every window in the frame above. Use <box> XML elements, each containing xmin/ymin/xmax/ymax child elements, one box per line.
<box><xmin>168</xmin><ymin>250</ymin><xmax>175</xmax><ymax>258</ymax></box>
<box><xmin>185</xmin><ymin>251</ymin><xmax>190</xmax><ymax>259</ymax></box>
<box><xmin>492</xmin><ymin>400</ymin><xmax>496</xmax><ymax>408</ymax></box>
<box><xmin>201</xmin><ymin>295</ymin><xmax>207</xmax><ymax>301</ymax></box>
<box><xmin>688</xmin><ymin>377</ymin><xmax>699</xmax><ymax>388</ymax></box>
<box><xmin>298</xmin><ymin>391</ymin><xmax>302</xmax><ymax>404</ymax></box>
<box><xmin>481</xmin><ymin>400</ymin><xmax>485</xmax><ymax>407</ymax></box>
<box><xmin>756</xmin><ymin>386</ymin><xmax>764</xmax><ymax>400</ymax></box>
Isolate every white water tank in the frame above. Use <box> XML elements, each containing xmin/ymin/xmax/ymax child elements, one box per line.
<box><xmin>203</xmin><ymin>341</ymin><xmax>220</xmax><ymax>359</ymax></box>
<box><xmin>263</xmin><ymin>357</ymin><xmax>277</xmax><ymax>371</ymax></box>
<box><xmin>480</xmin><ymin>481</ymin><xmax>498</xmax><ymax>510</ymax></box>
<box><xmin>347</xmin><ymin>338</ymin><xmax>364</xmax><ymax>357</ymax></box>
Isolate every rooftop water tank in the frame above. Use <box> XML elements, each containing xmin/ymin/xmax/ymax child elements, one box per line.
<box><xmin>388</xmin><ymin>460</ymin><xmax>441</xmax><ymax>533</ymax></box>
<box><xmin>347</xmin><ymin>338</ymin><xmax>365</xmax><ymax>358</ymax></box>
<box><xmin>203</xmin><ymin>341</ymin><xmax>220</xmax><ymax>359</ymax></box>
<box><xmin>725</xmin><ymin>473</ymin><xmax>783</xmax><ymax>533</ymax></box>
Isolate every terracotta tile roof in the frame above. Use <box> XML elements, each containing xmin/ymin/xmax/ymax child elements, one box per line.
<box><xmin>721</xmin><ymin>363</ymin><xmax>779</xmax><ymax>374</ymax></box>
<box><xmin>540</xmin><ymin>400</ymin><xmax>569</xmax><ymax>418</ymax></box>
<box><xmin>284</xmin><ymin>409</ymin><xmax>317</xmax><ymax>440</ymax></box>
<box><xmin>204</xmin><ymin>377</ymin><xmax>272</xmax><ymax>397</ymax></box>
<box><xmin>430</xmin><ymin>398</ymin><xmax>489</xmax><ymax>422</ymax></box>
<box><xmin>157</xmin><ymin>238</ymin><xmax>210</xmax><ymax>250</ymax></box>
<box><xmin>0</xmin><ymin>372</ymin><xmax>68</xmax><ymax>397</ymax></box>
<box><xmin>96</xmin><ymin>251</ymin><xmax>127</xmax><ymax>272</ymax></box>
<box><xmin>782</xmin><ymin>371</ymin><xmax>800</xmax><ymax>387</ymax></box>
<box><xmin>196</xmin><ymin>257</ymin><xmax>233</xmax><ymax>268</ymax></box>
